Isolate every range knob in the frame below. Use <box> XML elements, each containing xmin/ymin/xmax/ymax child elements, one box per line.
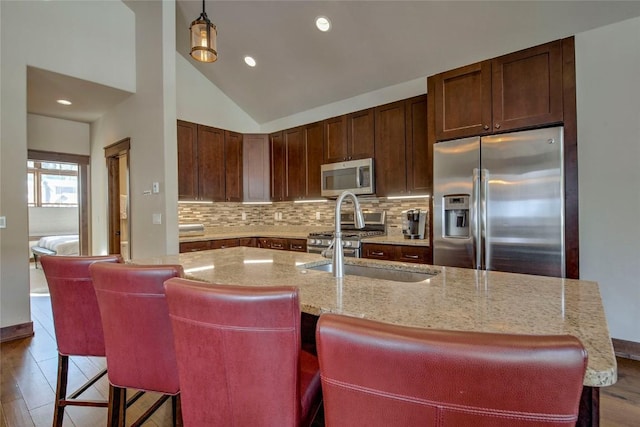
<box><xmin>343</xmin><ymin>241</ymin><xmax>352</xmax><ymax>248</ymax></box>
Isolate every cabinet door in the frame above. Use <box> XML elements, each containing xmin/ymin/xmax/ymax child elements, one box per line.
<box><xmin>177</xmin><ymin>120</ymin><xmax>198</xmax><ymax>200</ymax></box>
<box><xmin>270</xmin><ymin>132</ymin><xmax>286</xmax><ymax>201</ymax></box>
<box><xmin>243</xmin><ymin>134</ymin><xmax>270</xmax><ymax>202</ymax></box>
<box><xmin>305</xmin><ymin>121</ymin><xmax>324</xmax><ymax>198</ymax></box>
<box><xmin>323</xmin><ymin>115</ymin><xmax>348</xmax><ymax>163</ymax></box>
<box><xmin>239</xmin><ymin>237</ymin><xmax>257</xmax><ymax>247</ymax></box>
<box><xmin>405</xmin><ymin>95</ymin><xmax>429</xmax><ymax>194</ymax></box>
<box><xmin>288</xmin><ymin>239</ymin><xmax>307</xmax><ymax>252</ymax></box>
<box><xmin>179</xmin><ymin>240</ymin><xmax>211</xmax><ymax>253</ymax></box>
<box><xmin>492</xmin><ymin>40</ymin><xmax>563</xmax><ymax>132</ymax></box>
<box><xmin>374</xmin><ymin>100</ymin><xmax>407</xmax><ymax>196</ymax></box>
<box><xmin>396</xmin><ymin>245</ymin><xmax>431</xmax><ymax>264</ymax></box>
<box><xmin>211</xmin><ymin>238</ymin><xmax>240</xmax><ymax>249</ymax></box>
<box><xmin>362</xmin><ymin>243</ymin><xmax>396</xmax><ymax>260</ymax></box>
<box><xmin>347</xmin><ymin>108</ymin><xmax>375</xmax><ymax>160</ymax></box>
<box><xmin>434</xmin><ymin>61</ymin><xmax>492</xmax><ymax>141</ymax></box>
<box><xmin>198</xmin><ymin>125</ymin><xmax>225</xmax><ymax>202</ymax></box>
<box><xmin>224</xmin><ymin>131</ymin><xmax>243</xmax><ymax>202</ymax></box>
<box><xmin>284</xmin><ymin>127</ymin><xmax>306</xmax><ymax>200</ymax></box>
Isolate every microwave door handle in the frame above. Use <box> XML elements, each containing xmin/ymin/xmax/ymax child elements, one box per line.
<box><xmin>356</xmin><ymin>166</ymin><xmax>362</xmax><ymax>188</ymax></box>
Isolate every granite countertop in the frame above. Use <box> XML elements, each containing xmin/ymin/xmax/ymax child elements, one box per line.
<box><xmin>132</xmin><ymin>247</ymin><xmax>616</xmax><ymax>388</ymax></box>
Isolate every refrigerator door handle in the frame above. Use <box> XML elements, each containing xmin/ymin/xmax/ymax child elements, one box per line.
<box><xmin>480</xmin><ymin>169</ymin><xmax>489</xmax><ymax>270</ymax></box>
<box><xmin>472</xmin><ymin>168</ymin><xmax>481</xmax><ymax>269</ymax></box>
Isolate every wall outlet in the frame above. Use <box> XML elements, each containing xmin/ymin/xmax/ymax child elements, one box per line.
<box><xmin>241</xmin><ymin>212</ymin><xmax>246</xmax><ymax>221</ymax></box>
<box><xmin>278</xmin><ymin>212</ymin><xmax>283</xmax><ymax>221</ymax></box>
<box><xmin>274</xmin><ymin>212</ymin><xmax>278</xmax><ymax>221</ymax></box>
<box><xmin>315</xmin><ymin>212</ymin><xmax>321</xmax><ymax>220</ymax></box>
<box><xmin>152</xmin><ymin>213</ymin><xmax>162</xmax><ymax>224</ymax></box>
<box><xmin>152</xmin><ymin>182</ymin><xmax>160</xmax><ymax>194</ymax></box>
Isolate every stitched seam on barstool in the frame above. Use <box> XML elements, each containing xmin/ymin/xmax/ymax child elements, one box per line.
<box><xmin>321</xmin><ymin>377</ymin><xmax>578</xmax><ymax>423</ymax></box>
<box><xmin>169</xmin><ymin>314</ymin><xmax>296</xmax><ymax>332</ymax></box>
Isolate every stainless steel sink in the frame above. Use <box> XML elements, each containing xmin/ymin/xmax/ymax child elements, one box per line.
<box><xmin>304</xmin><ymin>263</ymin><xmax>435</xmax><ymax>283</ymax></box>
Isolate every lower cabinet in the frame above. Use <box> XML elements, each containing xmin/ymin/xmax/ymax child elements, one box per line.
<box><xmin>179</xmin><ymin>237</ymin><xmax>257</xmax><ymax>253</ymax></box>
<box><xmin>257</xmin><ymin>237</ymin><xmax>307</xmax><ymax>252</ymax></box>
<box><xmin>362</xmin><ymin>243</ymin><xmax>431</xmax><ymax>264</ymax></box>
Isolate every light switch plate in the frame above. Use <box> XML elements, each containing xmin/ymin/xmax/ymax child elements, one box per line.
<box><xmin>0</xmin><ymin>216</ymin><xmax>5</xmax><ymax>228</ymax></box>
<box><xmin>152</xmin><ymin>182</ymin><xmax>160</xmax><ymax>194</ymax></box>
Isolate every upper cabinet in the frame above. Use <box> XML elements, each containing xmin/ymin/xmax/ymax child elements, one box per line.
<box><xmin>177</xmin><ymin>120</ymin><xmax>241</xmax><ymax>202</ymax></box>
<box><xmin>224</xmin><ymin>131</ymin><xmax>243</xmax><ymax>202</ymax></box>
<box><xmin>433</xmin><ymin>40</ymin><xmax>563</xmax><ymax>141</ymax></box>
<box><xmin>243</xmin><ymin>134</ymin><xmax>270</xmax><ymax>203</ymax></box>
<box><xmin>374</xmin><ymin>95</ymin><xmax>429</xmax><ymax>197</ymax></box>
<box><xmin>323</xmin><ymin>108</ymin><xmax>375</xmax><ymax>163</ymax></box>
<box><xmin>270</xmin><ymin>122</ymin><xmax>325</xmax><ymax>201</ymax></box>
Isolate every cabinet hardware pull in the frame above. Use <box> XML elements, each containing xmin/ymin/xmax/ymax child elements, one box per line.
<box><xmin>372</xmin><ymin>251</ymin><xmax>385</xmax><ymax>256</ymax></box>
<box><xmin>483</xmin><ymin>125</ymin><xmax>489</xmax><ymax>130</ymax></box>
<box><xmin>404</xmin><ymin>254</ymin><xmax>419</xmax><ymax>259</ymax></box>
<box><xmin>495</xmin><ymin>123</ymin><xmax>501</xmax><ymax>129</ymax></box>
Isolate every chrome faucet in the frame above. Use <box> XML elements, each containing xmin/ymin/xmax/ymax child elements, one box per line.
<box><xmin>332</xmin><ymin>191</ymin><xmax>365</xmax><ymax>278</ymax></box>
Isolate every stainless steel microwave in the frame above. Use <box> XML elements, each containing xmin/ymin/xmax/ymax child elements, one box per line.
<box><xmin>321</xmin><ymin>158</ymin><xmax>375</xmax><ymax>197</ymax></box>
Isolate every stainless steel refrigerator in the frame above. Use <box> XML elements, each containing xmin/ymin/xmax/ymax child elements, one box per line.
<box><xmin>433</xmin><ymin>126</ymin><xmax>565</xmax><ymax>277</ymax></box>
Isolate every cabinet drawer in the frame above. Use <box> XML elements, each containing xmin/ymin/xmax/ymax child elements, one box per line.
<box><xmin>288</xmin><ymin>239</ymin><xmax>307</xmax><ymax>252</ymax></box>
<box><xmin>239</xmin><ymin>237</ymin><xmax>257</xmax><ymax>247</ymax></box>
<box><xmin>269</xmin><ymin>238</ymin><xmax>288</xmax><ymax>251</ymax></box>
<box><xmin>211</xmin><ymin>238</ymin><xmax>240</xmax><ymax>249</ymax></box>
<box><xmin>362</xmin><ymin>244</ymin><xmax>396</xmax><ymax>260</ymax></box>
<box><xmin>179</xmin><ymin>240</ymin><xmax>211</xmax><ymax>253</ymax></box>
<box><xmin>397</xmin><ymin>245</ymin><xmax>431</xmax><ymax>264</ymax></box>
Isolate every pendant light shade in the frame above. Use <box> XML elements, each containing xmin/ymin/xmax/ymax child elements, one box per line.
<box><xmin>190</xmin><ymin>0</ymin><xmax>217</xmax><ymax>63</ymax></box>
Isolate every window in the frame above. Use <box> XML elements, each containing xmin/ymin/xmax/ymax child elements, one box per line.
<box><xmin>27</xmin><ymin>160</ymin><xmax>79</xmax><ymax>207</ymax></box>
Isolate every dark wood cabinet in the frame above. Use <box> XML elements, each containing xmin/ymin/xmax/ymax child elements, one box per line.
<box><xmin>270</xmin><ymin>132</ymin><xmax>286</xmax><ymax>201</ymax></box>
<box><xmin>224</xmin><ymin>131</ymin><xmax>243</xmax><ymax>202</ymax></box>
<box><xmin>491</xmin><ymin>40</ymin><xmax>563</xmax><ymax>132</ymax></box>
<box><xmin>288</xmin><ymin>239</ymin><xmax>307</xmax><ymax>252</ymax></box>
<box><xmin>239</xmin><ymin>237</ymin><xmax>257</xmax><ymax>247</ymax></box>
<box><xmin>405</xmin><ymin>95</ymin><xmax>430</xmax><ymax>194</ymax></box>
<box><xmin>197</xmin><ymin>125</ymin><xmax>225</xmax><ymax>202</ymax></box>
<box><xmin>362</xmin><ymin>243</ymin><xmax>431</xmax><ymax>264</ymax></box>
<box><xmin>284</xmin><ymin>127</ymin><xmax>306</xmax><ymax>200</ymax></box>
<box><xmin>433</xmin><ymin>40</ymin><xmax>563</xmax><ymax>141</ymax></box>
<box><xmin>177</xmin><ymin>120</ymin><xmax>198</xmax><ymax>200</ymax></box>
<box><xmin>243</xmin><ymin>134</ymin><xmax>270</xmax><ymax>202</ymax></box>
<box><xmin>374</xmin><ymin>101</ymin><xmax>407</xmax><ymax>196</ymax></box>
<box><xmin>305</xmin><ymin>121</ymin><xmax>324</xmax><ymax>198</ymax></box>
<box><xmin>323</xmin><ymin>115</ymin><xmax>348</xmax><ymax>163</ymax></box>
<box><xmin>211</xmin><ymin>238</ymin><xmax>240</xmax><ymax>249</ymax></box>
<box><xmin>179</xmin><ymin>240</ymin><xmax>211</xmax><ymax>253</ymax></box>
<box><xmin>177</xmin><ymin>120</ymin><xmax>241</xmax><ymax>202</ymax></box>
<box><xmin>324</xmin><ymin>108</ymin><xmax>375</xmax><ymax>163</ymax></box>
<box><xmin>374</xmin><ymin>96</ymin><xmax>429</xmax><ymax>197</ymax></box>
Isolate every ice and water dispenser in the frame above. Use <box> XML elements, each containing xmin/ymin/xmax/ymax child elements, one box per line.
<box><xmin>443</xmin><ymin>195</ymin><xmax>470</xmax><ymax>238</ymax></box>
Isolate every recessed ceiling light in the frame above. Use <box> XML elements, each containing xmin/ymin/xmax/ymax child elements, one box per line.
<box><xmin>315</xmin><ymin>16</ymin><xmax>331</xmax><ymax>32</ymax></box>
<box><xmin>56</xmin><ymin>99</ymin><xmax>72</xmax><ymax>106</ymax></box>
<box><xmin>244</xmin><ymin>56</ymin><xmax>256</xmax><ymax>67</ymax></box>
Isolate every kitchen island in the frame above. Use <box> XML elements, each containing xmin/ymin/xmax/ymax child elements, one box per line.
<box><xmin>133</xmin><ymin>247</ymin><xmax>616</xmax><ymax>426</ymax></box>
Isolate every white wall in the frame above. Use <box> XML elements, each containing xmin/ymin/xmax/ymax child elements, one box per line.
<box><xmin>90</xmin><ymin>0</ymin><xmax>179</xmax><ymax>259</ymax></box>
<box><xmin>27</xmin><ymin>114</ymin><xmax>90</xmax><ymax>154</ymax></box>
<box><xmin>576</xmin><ymin>16</ymin><xmax>640</xmax><ymax>343</ymax></box>
<box><xmin>0</xmin><ymin>0</ymin><xmax>135</xmax><ymax>330</ymax></box>
<box><xmin>176</xmin><ymin>53</ymin><xmax>260</xmax><ymax>133</ymax></box>
<box><xmin>259</xmin><ymin>77</ymin><xmax>427</xmax><ymax>133</ymax></box>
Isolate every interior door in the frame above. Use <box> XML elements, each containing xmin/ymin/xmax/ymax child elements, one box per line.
<box><xmin>105</xmin><ymin>138</ymin><xmax>130</xmax><ymax>260</ymax></box>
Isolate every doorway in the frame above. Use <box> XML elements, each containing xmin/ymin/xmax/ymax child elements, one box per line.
<box><xmin>104</xmin><ymin>138</ymin><xmax>131</xmax><ymax>260</ymax></box>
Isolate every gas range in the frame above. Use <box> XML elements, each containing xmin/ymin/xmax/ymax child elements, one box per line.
<box><xmin>307</xmin><ymin>211</ymin><xmax>386</xmax><ymax>258</ymax></box>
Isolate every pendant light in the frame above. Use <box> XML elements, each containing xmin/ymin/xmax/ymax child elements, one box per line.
<box><xmin>190</xmin><ymin>0</ymin><xmax>217</xmax><ymax>63</ymax></box>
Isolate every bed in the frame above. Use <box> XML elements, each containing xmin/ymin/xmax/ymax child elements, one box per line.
<box><xmin>31</xmin><ymin>235</ymin><xmax>79</xmax><ymax>268</ymax></box>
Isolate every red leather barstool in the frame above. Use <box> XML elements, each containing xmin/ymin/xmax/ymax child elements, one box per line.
<box><xmin>40</xmin><ymin>254</ymin><xmax>122</xmax><ymax>427</ymax></box>
<box><xmin>316</xmin><ymin>313</ymin><xmax>588</xmax><ymax>427</ymax></box>
<box><xmin>90</xmin><ymin>262</ymin><xmax>183</xmax><ymax>427</ymax></box>
<box><xmin>164</xmin><ymin>277</ymin><xmax>322</xmax><ymax>427</ymax></box>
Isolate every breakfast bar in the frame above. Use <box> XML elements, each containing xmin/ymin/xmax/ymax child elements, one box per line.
<box><xmin>133</xmin><ymin>246</ymin><xmax>617</xmax><ymax>426</ymax></box>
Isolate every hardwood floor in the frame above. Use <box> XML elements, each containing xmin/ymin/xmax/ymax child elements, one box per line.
<box><xmin>2</xmin><ymin>293</ymin><xmax>639</xmax><ymax>426</ymax></box>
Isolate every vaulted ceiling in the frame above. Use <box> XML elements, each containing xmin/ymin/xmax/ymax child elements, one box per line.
<box><xmin>27</xmin><ymin>1</ymin><xmax>640</xmax><ymax>125</ymax></box>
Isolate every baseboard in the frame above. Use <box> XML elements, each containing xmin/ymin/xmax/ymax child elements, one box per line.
<box><xmin>612</xmin><ymin>338</ymin><xmax>640</xmax><ymax>361</ymax></box>
<box><xmin>0</xmin><ymin>321</ymin><xmax>34</xmax><ymax>343</ymax></box>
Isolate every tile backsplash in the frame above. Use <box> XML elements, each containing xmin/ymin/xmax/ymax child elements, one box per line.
<box><xmin>178</xmin><ymin>198</ymin><xmax>430</xmax><ymax>236</ymax></box>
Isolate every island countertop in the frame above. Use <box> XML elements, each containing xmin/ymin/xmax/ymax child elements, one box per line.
<box><xmin>132</xmin><ymin>247</ymin><xmax>616</xmax><ymax>388</ymax></box>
